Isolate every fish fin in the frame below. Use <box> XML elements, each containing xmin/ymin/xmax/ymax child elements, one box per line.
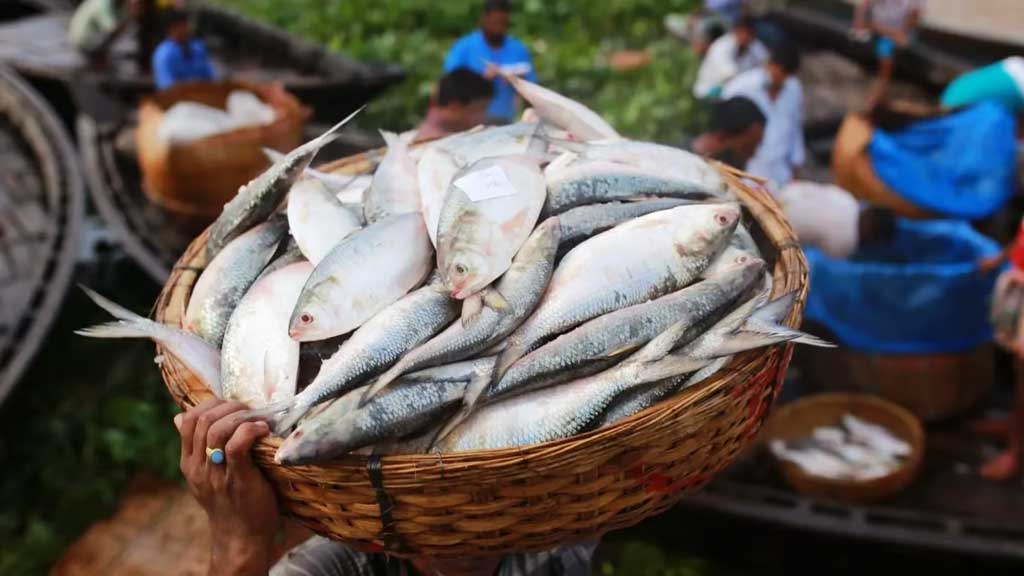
<box><xmin>271</xmin><ymin>400</ymin><xmax>312</xmax><ymax>436</ymax></box>
<box><xmin>750</xmin><ymin>292</ymin><xmax>798</xmax><ymax>326</ymax></box>
<box><xmin>492</xmin><ymin>341</ymin><xmax>527</xmax><ymax>384</ymax></box>
<box><xmin>379</xmin><ymin>129</ymin><xmax>400</xmax><ymax>147</ymax></box>
<box><xmin>543</xmin><ymin>151</ymin><xmax>579</xmax><ymax>178</ymax></box>
<box><xmin>482</xmin><ymin>289</ymin><xmax>510</xmax><ymax>313</ymax></box>
<box><xmin>709</xmin><ymin>330</ymin><xmax>804</xmax><ymax>357</ymax></box>
<box><xmin>635</xmin><ymin>354</ymin><xmax>711</xmax><ymax>380</ymax></box>
<box><xmin>291</xmin><ymin>105</ymin><xmax>365</xmax><ymax>159</ymax></box>
<box><xmin>79</xmin><ymin>285</ymin><xmax>145</xmax><ymax>323</ymax></box>
<box><xmin>431</xmin><ymin>405</ymin><xmax>472</xmax><ymax>449</ymax></box>
<box><xmin>632</xmin><ymin>319</ymin><xmax>695</xmax><ymax>363</ymax></box>
<box><xmin>262</xmin><ymin>146</ymin><xmax>285</xmax><ymax>164</ymax></box>
<box><xmin>606</xmin><ymin>344</ymin><xmax>637</xmax><ymax>358</ymax></box>
<box><xmin>238</xmin><ymin>400</ymin><xmax>293</xmax><ymax>436</ymax></box>
<box><xmin>358</xmin><ymin>376</ymin><xmax>392</xmax><ymax>408</ymax></box>
<box><xmin>461</xmin><ymin>294</ymin><xmax>484</xmax><ymax>328</ymax></box>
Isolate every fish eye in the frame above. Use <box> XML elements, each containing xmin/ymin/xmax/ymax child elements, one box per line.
<box><xmin>300</xmin><ymin>313</ymin><xmax>314</xmax><ymax>325</ymax></box>
<box><xmin>737</xmin><ymin>255</ymin><xmax>749</xmax><ymax>264</ymax></box>
<box><xmin>454</xmin><ymin>263</ymin><xmax>468</xmax><ymax>276</ymax></box>
<box><xmin>715</xmin><ymin>214</ymin><xmax>730</xmax><ymax>226</ymax></box>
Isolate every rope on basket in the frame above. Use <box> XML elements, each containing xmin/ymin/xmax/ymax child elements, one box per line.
<box><xmin>367</xmin><ymin>456</ymin><xmax>408</xmax><ymax>554</ymax></box>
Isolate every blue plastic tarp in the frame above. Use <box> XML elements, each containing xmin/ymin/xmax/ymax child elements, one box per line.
<box><xmin>868</xmin><ymin>101</ymin><xmax>1018</xmax><ymax>221</ymax></box>
<box><xmin>805</xmin><ymin>219</ymin><xmax>1000</xmax><ymax>354</ymax></box>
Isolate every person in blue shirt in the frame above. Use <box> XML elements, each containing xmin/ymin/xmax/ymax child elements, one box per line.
<box><xmin>152</xmin><ymin>9</ymin><xmax>216</xmax><ymax>90</ymax></box>
<box><xmin>443</xmin><ymin>0</ymin><xmax>536</xmax><ymax>124</ymax></box>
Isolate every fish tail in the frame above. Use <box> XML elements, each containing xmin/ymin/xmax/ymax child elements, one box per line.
<box><xmin>77</xmin><ymin>286</ymin><xmax>167</xmax><ymax>340</ymax></box>
<box><xmin>75</xmin><ymin>321</ymin><xmax>160</xmax><ymax>340</ymax></box>
<box><xmin>79</xmin><ymin>285</ymin><xmax>146</xmax><ymax>323</ymax></box>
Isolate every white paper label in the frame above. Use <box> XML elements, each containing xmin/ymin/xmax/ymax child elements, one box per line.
<box><xmin>454</xmin><ymin>165</ymin><xmax>518</xmax><ymax>202</ymax></box>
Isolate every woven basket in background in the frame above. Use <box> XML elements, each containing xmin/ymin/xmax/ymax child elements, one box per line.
<box><xmin>154</xmin><ymin>159</ymin><xmax>809</xmax><ymax>558</ymax></box>
<box><xmin>137</xmin><ymin>80</ymin><xmax>310</xmax><ymax>226</ymax></box>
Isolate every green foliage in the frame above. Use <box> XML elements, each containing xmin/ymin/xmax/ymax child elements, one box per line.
<box><xmin>216</xmin><ymin>0</ymin><xmax>704</xmax><ymax>142</ymax></box>
<box><xmin>600</xmin><ymin>540</ymin><xmax>711</xmax><ymax>576</ymax></box>
<box><xmin>0</xmin><ymin>284</ymin><xmax>180</xmax><ymax>574</ymax></box>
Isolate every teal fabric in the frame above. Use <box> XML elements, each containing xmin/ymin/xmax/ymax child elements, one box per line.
<box><xmin>942</xmin><ymin>60</ymin><xmax>1024</xmax><ymax>113</ymax></box>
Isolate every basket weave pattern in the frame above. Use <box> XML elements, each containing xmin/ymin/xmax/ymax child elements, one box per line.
<box><xmin>154</xmin><ymin>161</ymin><xmax>808</xmax><ymax>557</ymax></box>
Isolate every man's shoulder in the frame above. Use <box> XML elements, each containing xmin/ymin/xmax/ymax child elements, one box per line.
<box><xmin>451</xmin><ymin>31</ymin><xmax>481</xmax><ymax>50</ymax></box>
<box><xmin>707</xmin><ymin>32</ymin><xmax>736</xmax><ymax>54</ymax></box>
<box><xmin>504</xmin><ymin>35</ymin><xmax>531</xmax><ymax>55</ymax></box>
<box><xmin>153</xmin><ymin>40</ymin><xmax>177</xmax><ymax>59</ymax></box>
<box><xmin>724</xmin><ymin>67</ymin><xmax>764</xmax><ymax>94</ymax></box>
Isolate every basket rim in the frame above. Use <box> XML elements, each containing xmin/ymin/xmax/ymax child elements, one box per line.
<box><xmin>154</xmin><ymin>153</ymin><xmax>809</xmax><ymax>470</ymax></box>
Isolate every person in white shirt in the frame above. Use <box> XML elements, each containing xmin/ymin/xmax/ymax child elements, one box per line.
<box><xmin>693</xmin><ymin>16</ymin><xmax>769</xmax><ymax>99</ymax></box>
<box><xmin>775</xmin><ymin>182</ymin><xmax>893</xmax><ymax>260</ymax></box>
<box><xmin>852</xmin><ymin>0</ymin><xmax>924</xmax><ymax>110</ymax></box>
<box><xmin>722</xmin><ymin>42</ymin><xmax>805</xmax><ymax>187</ymax></box>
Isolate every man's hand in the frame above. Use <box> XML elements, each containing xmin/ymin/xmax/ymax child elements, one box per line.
<box><xmin>483</xmin><ymin>62</ymin><xmax>501</xmax><ymax>81</ymax></box>
<box><xmin>175</xmin><ymin>399</ymin><xmax>279</xmax><ymax>576</ymax></box>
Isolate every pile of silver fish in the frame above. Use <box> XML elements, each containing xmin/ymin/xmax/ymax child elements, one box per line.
<box><xmin>769</xmin><ymin>414</ymin><xmax>912</xmax><ymax>481</ymax></box>
<box><xmin>79</xmin><ymin>76</ymin><xmax>832</xmax><ymax>465</ymax></box>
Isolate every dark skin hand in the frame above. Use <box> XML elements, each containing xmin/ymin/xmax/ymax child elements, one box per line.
<box><xmin>175</xmin><ymin>400</ymin><xmax>501</xmax><ymax>576</ymax></box>
<box><xmin>175</xmin><ymin>399</ymin><xmax>278</xmax><ymax>576</ymax></box>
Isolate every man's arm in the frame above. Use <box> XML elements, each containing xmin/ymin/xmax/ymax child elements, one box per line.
<box><xmin>853</xmin><ymin>0</ymin><xmax>871</xmax><ymax>31</ymax></box>
<box><xmin>789</xmin><ymin>88</ymin><xmax>806</xmax><ymax>176</ymax></box>
<box><xmin>443</xmin><ymin>38</ymin><xmax>467</xmax><ymax>72</ymax></box>
<box><xmin>152</xmin><ymin>45</ymin><xmax>175</xmax><ymax>90</ymax></box>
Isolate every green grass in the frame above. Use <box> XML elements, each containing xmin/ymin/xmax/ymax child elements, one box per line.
<box><xmin>216</xmin><ymin>0</ymin><xmax>707</xmax><ymax>142</ymax></box>
<box><xmin>0</xmin><ymin>275</ymin><xmax>180</xmax><ymax>575</ymax></box>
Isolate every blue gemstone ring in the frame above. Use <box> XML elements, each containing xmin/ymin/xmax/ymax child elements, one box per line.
<box><xmin>206</xmin><ymin>447</ymin><xmax>226</xmax><ymax>465</ymax></box>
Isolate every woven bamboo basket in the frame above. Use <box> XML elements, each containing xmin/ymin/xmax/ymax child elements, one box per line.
<box><xmin>154</xmin><ymin>159</ymin><xmax>808</xmax><ymax>558</ymax></box>
<box><xmin>801</xmin><ymin>345</ymin><xmax>993</xmax><ymax>422</ymax></box>
<box><xmin>761</xmin><ymin>393</ymin><xmax>925</xmax><ymax>504</ymax></box>
<box><xmin>831</xmin><ymin>114</ymin><xmax>933</xmax><ymax>220</ymax></box>
<box><xmin>137</xmin><ymin>80</ymin><xmax>310</xmax><ymax>226</ymax></box>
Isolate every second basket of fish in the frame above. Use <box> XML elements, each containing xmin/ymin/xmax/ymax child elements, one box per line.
<box><xmin>130</xmin><ymin>79</ymin><xmax>824</xmax><ymax>558</ymax></box>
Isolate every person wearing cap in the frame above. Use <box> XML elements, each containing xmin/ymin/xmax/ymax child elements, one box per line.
<box><xmin>152</xmin><ymin>8</ymin><xmax>216</xmax><ymax>90</ymax></box>
<box><xmin>443</xmin><ymin>0</ymin><xmax>536</xmax><ymax>124</ymax></box>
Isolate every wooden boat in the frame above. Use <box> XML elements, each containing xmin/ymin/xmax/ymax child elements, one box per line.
<box><xmin>40</xmin><ymin>4</ymin><xmax>404</xmax><ymax>283</ymax></box>
<box><xmin>0</xmin><ymin>65</ymin><xmax>84</xmax><ymax>405</ymax></box>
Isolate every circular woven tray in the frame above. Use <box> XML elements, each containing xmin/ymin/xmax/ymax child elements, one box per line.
<box><xmin>154</xmin><ymin>159</ymin><xmax>808</xmax><ymax>558</ymax></box>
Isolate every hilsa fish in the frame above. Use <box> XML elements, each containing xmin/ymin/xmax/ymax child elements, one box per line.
<box><xmin>362</xmin><ymin>218</ymin><xmax>560</xmax><ymax>403</ymax></box>
<box><xmin>436</xmin><ymin>155</ymin><xmax>546</xmax><ymax>306</ymax></box>
<box><xmin>206</xmin><ymin>106</ymin><xmax>363</xmax><ymax>260</ymax></box>
<box><xmin>494</xmin><ymin>203</ymin><xmax>741</xmax><ymax>380</ymax></box>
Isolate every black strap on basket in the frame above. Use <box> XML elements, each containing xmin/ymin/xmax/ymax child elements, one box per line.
<box><xmin>367</xmin><ymin>455</ymin><xmax>408</xmax><ymax>555</ymax></box>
